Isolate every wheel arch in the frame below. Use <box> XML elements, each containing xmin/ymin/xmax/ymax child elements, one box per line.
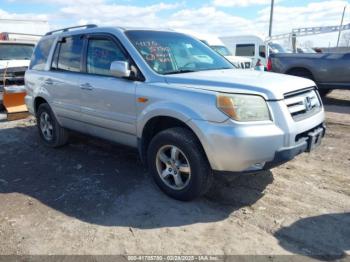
<box><xmin>286</xmin><ymin>67</ymin><xmax>315</xmax><ymax>80</ymax></box>
<box><xmin>34</xmin><ymin>96</ymin><xmax>48</xmax><ymax>114</ymax></box>
<box><xmin>138</xmin><ymin>115</ymin><xmax>208</xmax><ymax>167</ymax></box>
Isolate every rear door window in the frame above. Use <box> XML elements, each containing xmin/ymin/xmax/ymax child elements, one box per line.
<box><xmin>53</xmin><ymin>35</ymin><xmax>84</xmax><ymax>72</ymax></box>
<box><xmin>236</xmin><ymin>44</ymin><xmax>255</xmax><ymax>56</ymax></box>
<box><xmin>30</xmin><ymin>37</ymin><xmax>55</xmax><ymax>71</ymax></box>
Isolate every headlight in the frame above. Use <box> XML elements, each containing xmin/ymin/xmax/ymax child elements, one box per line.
<box><xmin>217</xmin><ymin>94</ymin><xmax>271</xmax><ymax>122</ymax></box>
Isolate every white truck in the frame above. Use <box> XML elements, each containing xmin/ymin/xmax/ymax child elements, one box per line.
<box><xmin>177</xmin><ymin>31</ymin><xmax>253</xmax><ymax>69</ymax></box>
<box><xmin>220</xmin><ymin>35</ymin><xmax>267</xmax><ymax>67</ymax></box>
<box><xmin>0</xmin><ymin>19</ymin><xmax>48</xmax><ymax>105</ymax></box>
<box><xmin>219</xmin><ymin>35</ymin><xmax>287</xmax><ymax>68</ymax></box>
<box><xmin>0</xmin><ymin>32</ymin><xmax>41</xmax><ymax>105</ymax></box>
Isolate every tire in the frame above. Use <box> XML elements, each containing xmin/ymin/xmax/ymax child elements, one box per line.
<box><xmin>147</xmin><ymin>127</ymin><xmax>213</xmax><ymax>201</ymax></box>
<box><xmin>36</xmin><ymin>103</ymin><xmax>69</xmax><ymax>147</ymax></box>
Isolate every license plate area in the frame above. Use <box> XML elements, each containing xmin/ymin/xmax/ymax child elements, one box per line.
<box><xmin>306</xmin><ymin>127</ymin><xmax>325</xmax><ymax>152</ymax></box>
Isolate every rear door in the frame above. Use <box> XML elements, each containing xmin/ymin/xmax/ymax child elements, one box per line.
<box><xmin>45</xmin><ymin>35</ymin><xmax>85</xmax><ymax>127</ymax></box>
<box><xmin>78</xmin><ymin>34</ymin><xmax>138</xmax><ymax>145</ymax></box>
<box><xmin>317</xmin><ymin>53</ymin><xmax>350</xmax><ymax>85</ymax></box>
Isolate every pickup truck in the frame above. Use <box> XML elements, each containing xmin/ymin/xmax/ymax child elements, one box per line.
<box><xmin>0</xmin><ymin>32</ymin><xmax>38</xmax><ymax>105</ymax></box>
<box><xmin>268</xmin><ymin>52</ymin><xmax>350</xmax><ymax>96</ymax></box>
<box><xmin>25</xmin><ymin>25</ymin><xmax>326</xmax><ymax>200</ymax></box>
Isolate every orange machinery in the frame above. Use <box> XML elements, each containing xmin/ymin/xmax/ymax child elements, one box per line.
<box><xmin>2</xmin><ymin>85</ymin><xmax>29</xmax><ymax>121</ymax></box>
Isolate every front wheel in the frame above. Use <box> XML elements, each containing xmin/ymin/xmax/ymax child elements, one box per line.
<box><xmin>36</xmin><ymin>103</ymin><xmax>69</xmax><ymax>147</ymax></box>
<box><xmin>147</xmin><ymin>127</ymin><xmax>213</xmax><ymax>201</ymax></box>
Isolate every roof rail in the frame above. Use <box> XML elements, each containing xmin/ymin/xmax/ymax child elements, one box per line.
<box><xmin>45</xmin><ymin>24</ymin><xmax>97</xmax><ymax>36</ymax></box>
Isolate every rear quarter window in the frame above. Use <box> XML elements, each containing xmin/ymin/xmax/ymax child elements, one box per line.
<box><xmin>30</xmin><ymin>37</ymin><xmax>55</xmax><ymax>71</ymax></box>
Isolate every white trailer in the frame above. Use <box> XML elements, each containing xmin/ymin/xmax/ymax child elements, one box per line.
<box><xmin>219</xmin><ymin>35</ymin><xmax>268</xmax><ymax>67</ymax></box>
<box><xmin>0</xmin><ymin>19</ymin><xmax>50</xmax><ymax>36</ymax></box>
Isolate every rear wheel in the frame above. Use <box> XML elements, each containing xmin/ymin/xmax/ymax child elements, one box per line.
<box><xmin>36</xmin><ymin>103</ymin><xmax>69</xmax><ymax>147</ymax></box>
<box><xmin>147</xmin><ymin>127</ymin><xmax>213</xmax><ymax>201</ymax></box>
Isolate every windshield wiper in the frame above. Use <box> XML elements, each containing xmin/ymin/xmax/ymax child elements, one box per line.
<box><xmin>163</xmin><ymin>69</ymin><xmax>197</xmax><ymax>75</ymax></box>
<box><xmin>210</xmin><ymin>67</ymin><xmax>232</xmax><ymax>70</ymax></box>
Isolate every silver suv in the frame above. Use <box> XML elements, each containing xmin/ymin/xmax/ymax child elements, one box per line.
<box><xmin>25</xmin><ymin>25</ymin><xmax>325</xmax><ymax>200</ymax></box>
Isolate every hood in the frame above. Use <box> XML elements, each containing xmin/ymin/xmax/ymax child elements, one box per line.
<box><xmin>165</xmin><ymin>69</ymin><xmax>315</xmax><ymax>100</ymax></box>
<box><xmin>0</xmin><ymin>60</ymin><xmax>30</xmax><ymax>70</ymax></box>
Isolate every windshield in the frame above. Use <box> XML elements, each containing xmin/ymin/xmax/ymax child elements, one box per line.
<box><xmin>298</xmin><ymin>47</ymin><xmax>316</xmax><ymax>53</ymax></box>
<box><xmin>268</xmin><ymin>43</ymin><xmax>287</xmax><ymax>54</ymax></box>
<box><xmin>0</xmin><ymin>43</ymin><xmax>34</xmax><ymax>60</ymax></box>
<box><xmin>125</xmin><ymin>30</ymin><xmax>234</xmax><ymax>75</ymax></box>
<box><xmin>210</xmin><ymin>45</ymin><xmax>232</xmax><ymax>56</ymax></box>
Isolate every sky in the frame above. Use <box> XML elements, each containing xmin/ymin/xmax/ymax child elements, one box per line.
<box><xmin>0</xmin><ymin>0</ymin><xmax>349</xmax><ymax>47</ymax></box>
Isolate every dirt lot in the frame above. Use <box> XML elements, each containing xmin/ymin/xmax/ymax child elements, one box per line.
<box><xmin>0</xmin><ymin>90</ymin><xmax>349</xmax><ymax>259</ymax></box>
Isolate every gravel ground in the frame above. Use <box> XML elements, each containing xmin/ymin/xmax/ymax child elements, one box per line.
<box><xmin>0</xmin><ymin>90</ymin><xmax>349</xmax><ymax>259</ymax></box>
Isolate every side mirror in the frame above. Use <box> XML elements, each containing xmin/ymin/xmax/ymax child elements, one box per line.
<box><xmin>110</xmin><ymin>61</ymin><xmax>131</xmax><ymax>78</ymax></box>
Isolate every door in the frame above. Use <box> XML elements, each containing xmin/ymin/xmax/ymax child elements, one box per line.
<box><xmin>258</xmin><ymin>44</ymin><xmax>267</xmax><ymax>66</ymax></box>
<box><xmin>317</xmin><ymin>53</ymin><xmax>350</xmax><ymax>85</ymax></box>
<box><xmin>78</xmin><ymin>35</ymin><xmax>137</xmax><ymax>146</ymax></box>
<box><xmin>46</xmin><ymin>35</ymin><xmax>85</xmax><ymax>127</ymax></box>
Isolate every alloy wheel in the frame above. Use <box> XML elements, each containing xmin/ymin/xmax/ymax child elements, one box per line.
<box><xmin>155</xmin><ymin>145</ymin><xmax>191</xmax><ymax>190</ymax></box>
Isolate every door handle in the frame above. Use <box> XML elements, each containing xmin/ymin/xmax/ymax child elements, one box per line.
<box><xmin>44</xmin><ymin>78</ymin><xmax>53</xmax><ymax>85</ymax></box>
<box><xmin>80</xmin><ymin>83</ymin><xmax>93</xmax><ymax>91</ymax></box>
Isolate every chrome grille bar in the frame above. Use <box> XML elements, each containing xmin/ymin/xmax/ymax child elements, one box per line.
<box><xmin>284</xmin><ymin>88</ymin><xmax>321</xmax><ymax>120</ymax></box>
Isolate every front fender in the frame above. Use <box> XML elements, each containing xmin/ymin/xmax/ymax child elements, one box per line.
<box><xmin>137</xmin><ymin>101</ymin><xmax>204</xmax><ymax>138</ymax></box>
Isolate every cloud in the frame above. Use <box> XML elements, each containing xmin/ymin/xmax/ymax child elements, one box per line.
<box><xmin>167</xmin><ymin>7</ymin><xmax>259</xmax><ymax>36</ymax></box>
<box><xmin>0</xmin><ymin>9</ymin><xmax>49</xmax><ymax>34</ymax></box>
<box><xmin>7</xmin><ymin>0</ymin><xmax>105</xmax><ymax>5</ymax></box>
<box><xmin>257</xmin><ymin>0</ymin><xmax>349</xmax><ymax>35</ymax></box>
<box><xmin>1</xmin><ymin>0</ymin><xmax>349</xmax><ymax>46</ymax></box>
<box><xmin>57</xmin><ymin>2</ymin><xmax>181</xmax><ymax>28</ymax></box>
<box><xmin>0</xmin><ymin>8</ymin><xmax>48</xmax><ymax>20</ymax></box>
<box><xmin>213</xmin><ymin>0</ymin><xmax>273</xmax><ymax>7</ymax></box>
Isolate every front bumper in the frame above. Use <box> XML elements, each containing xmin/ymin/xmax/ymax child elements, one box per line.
<box><xmin>189</xmin><ymin>108</ymin><xmax>325</xmax><ymax>173</ymax></box>
<box><xmin>264</xmin><ymin>123</ymin><xmax>325</xmax><ymax>169</ymax></box>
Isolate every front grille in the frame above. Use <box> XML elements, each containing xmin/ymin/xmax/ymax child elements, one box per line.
<box><xmin>0</xmin><ymin>76</ymin><xmax>25</xmax><ymax>86</ymax></box>
<box><xmin>284</xmin><ymin>88</ymin><xmax>322</xmax><ymax>121</ymax></box>
<box><xmin>0</xmin><ymin>67</ymin><xmax>26</xmax><ymax>87</ymax></box>
<box><xmin>295</xmin><ymin>123</ymin><xmax>325</xmax><ymax>143</ymax></box>
<box><xmin>240</xmin><ymin>62</ymin><xmax>251</xmax><ymax>69</ymax></box>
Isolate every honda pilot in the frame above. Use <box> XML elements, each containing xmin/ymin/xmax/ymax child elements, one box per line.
<box><xmin>25</xmin><ymin>25</ymin><xmax>326</xmax><ymax>200</ymax></box>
